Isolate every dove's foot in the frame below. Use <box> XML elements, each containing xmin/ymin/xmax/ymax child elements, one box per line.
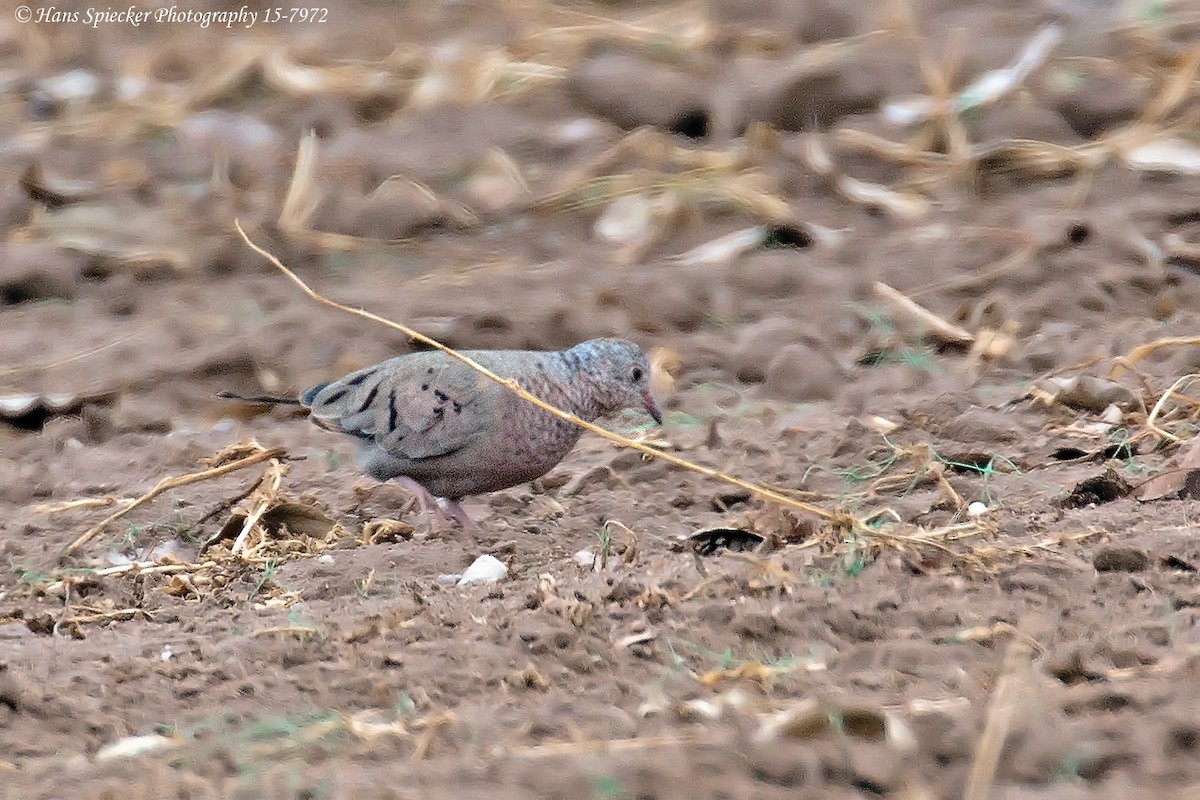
<box><xmin>440</xmin><ymin>499</ymin><xmax>480</xmax><ymax>532</ymax></box>
<box><xmin>394</xmin><ymin>477</ymin><xmax>479</xmax><ymax>530</ymax></box>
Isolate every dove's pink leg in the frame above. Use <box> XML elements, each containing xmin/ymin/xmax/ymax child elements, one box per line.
<box><xmin>394</xmin><ymin>477</ymin><xmax>443</xmax><ymax>517</ymax></box>
<box><xmin>442</xmin><ymin>499</ymin><xmax>480</xmax><ymax>531</ymax></box>
<box><xmin>394</xmin><ymin>477</ymin><xmax>478</xmax><ymax>529</ymax></box>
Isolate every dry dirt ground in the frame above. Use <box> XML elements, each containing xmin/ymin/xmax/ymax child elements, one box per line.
<box><xmin>5</xmin><ymin>1</ymin><xmax>1200</xmax><ymax>798</ymax></box>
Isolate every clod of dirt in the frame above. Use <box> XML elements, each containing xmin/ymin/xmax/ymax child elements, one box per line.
<box><xmin>19</xmin><ymin>162</ymin><xmax>102</xmax><ymax>207</ymax></box>
<box><xmin>1049</xmin><ymin>71</ymin><xmax>1145</xmax><ymax>138</ymax></box>
<box><xmin>177</xmin><ymin>110</ymin><xmax>284</xmax><ymax>188</ymax></box>
<box><xmin>756</xmin><ymin>698</ymin><xmax>914</xmax><ymax>751</ymax></box>
<box><xmin>686</xmin><ymin>527</ymin><xmax>765</xmax><ymax>555</ymax></box>
<box><xmin>0</xmin><ymin>243</ymin><xmax>86</xmax><ymax>305</ymax></box>
<box><xmin>1058</xmin><ymin>469</ymin><xmax>1133</xmax><ymax>508</ymax></box>
<box><xmin>750</xmin><ymin>59</ymin><xmax>886</xmax><ymax>132</ymax></box>
<box><xmin>1040</xmin><ymin>375</ymin><xmax>1137</xmax><ymax>413</ymax></box>
<box><xmin>349</xmin><ymin>178</ymin><xmax>467</xmax><ymax>239</ymax></box>
<box><xmin>764</xmin><ymin>342</ymin><xmax>839</xmax><ymax>402</ymax></box>
<box><xmin>566</xmin><ymin>51</ymin><xmax>711</xmax><ymax>135</ymax></box>
<box><xmin>594</xmin><ymin>278</ymin><xmax>708</xmax><ymax>334</ymax></box>
<box><xmin>731</xmin><ymin>318</ymin><xmax>812</xmax><ymax>383</ymax></box>
<box><xmin>1093</xmin><ymin>545</ymin><xmax>1150</xmax><ymax>573</ymax></box>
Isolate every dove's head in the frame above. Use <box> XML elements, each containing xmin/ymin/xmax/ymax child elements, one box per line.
<box><xmin>570</xmin><ymin>338</ymin><xmax>663</xmax><ymax>424</ymax></box>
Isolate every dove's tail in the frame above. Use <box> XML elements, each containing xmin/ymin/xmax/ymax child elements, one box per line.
<box><xmin>217</xmin><ymin>390</ymin><xmax>303</xmax><ymax>406</ymax></box>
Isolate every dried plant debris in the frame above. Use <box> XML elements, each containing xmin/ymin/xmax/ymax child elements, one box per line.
<box><xmin>1134</xmin><ymin>436</ymin><xmax>1200</xmax><ymax>502</ymax></box>
<box><xmin>207</xmin><ymin>500</ymin><xmax>340</xmax><ymax>559</ymax></box>
<box><xmin>884</xmin><ymin>25</ymin><xmax>1063</xmax><ymax>127</ymax></box>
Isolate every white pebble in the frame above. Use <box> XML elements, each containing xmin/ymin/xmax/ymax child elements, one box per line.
<box><xmin>573</xmin><ymin>549</ymin><xmax>596</xmax><ymax>569</ymax></box>
<box><xmin>967</xmin><ymin>501</ymin><xmax>989</xmax><ymax>517</ymax></box>
<box><xmin>316</xmin><ymin>554</ymin><xmax>335</xmax><ymax>566</ymax></box>
<box><xmin>457</xmin><ymin>554</ymin><xmax>507</xmax><ymax>585</ymax></box>
<box><xmin>95</xmin><ymin>734</ymin><xmax>174</xmax><ymax>761</ymax></box>
<box><xmin>1100</xmin><ymin>404</ymin><xmax>1124</xmax><ymax>425</ymax></box>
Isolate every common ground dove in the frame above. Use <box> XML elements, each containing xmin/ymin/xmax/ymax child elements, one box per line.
<box><xmin>221</xmin><ymin>338</ymin><xmax>662</xmax><ymax>527</ymax></box>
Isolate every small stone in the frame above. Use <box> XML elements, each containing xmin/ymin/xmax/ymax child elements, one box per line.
<box><xmin>458</xmin><ymin>554</ymin><xmax>508</xmax><ymax>585</ymax></box>
<box><xmin>316</xmin><ymin>554</ymin><xmax>335</xmax><ymax>566</ymax></box>
<box><xmin>967</xmin><ymin>501</ymin><xmax>989</xmax><ymax>517</ymax></box>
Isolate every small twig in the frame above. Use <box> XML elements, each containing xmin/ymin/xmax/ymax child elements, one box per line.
<box><xmin>60</xmin><ymin>445</ymin><xmax>285</xmax><ymax>559</ymax></box>
<box><xmin>33</xmin><ymin>497</ymin><xmax>131</xmax><ymax>514</ymax></box>
<box><xmin>1110</xmin><ymin>336</ymin><xmax>1200</xmax><ymax>379</ymax></box>
<box><xmin>1145</xmin><ymin>373</ymin><xmax>1200</xmax><ymax>444</ymax></box>
<box><xmin>964</xmin><ymin>639</ymin><xmax>1034</xmax><ymax>800</ymax></box>
<box><xmin>197</xmin><ymin>473</ymin><xmax>266</xmax><ymax>526</ymax></box>
<box><xmin>231</xmin><ymin>459</ymin><xmax>286</xmax><ymax>555</ymax></box>
<box><xmin>874</xmin><ymin>281</ymin><xmax>974</xmax><ymax>346</ymax></box>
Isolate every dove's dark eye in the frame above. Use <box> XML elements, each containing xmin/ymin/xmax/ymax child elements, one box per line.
<box><xmin>630</xmin><ymin>366</ymin><xmax>643</xmax><ymax>382</ymax></box>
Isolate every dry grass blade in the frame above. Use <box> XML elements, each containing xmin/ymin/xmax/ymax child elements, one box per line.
<box><xmin>1145</xmin><ymin>373</ymin><xmax>1200</xmax><ymax>444</ymax></box>
<box><xmin>833</xmin><ymin>128</ymin><xmax>947</xmax><ymax>168</ymax></box>
<box><xmin>873</xmin><ymin>282</ymin><xmax>974</xmax><ymax>346</ymax></box>
<box><xmin>233</xmin><ymin>221</ymin><xmax>842</xmax><ymax>526</ymax></box>
<box><xmin>963</xmin><ymin>639</ymin><xmax>1034</xmax><ymax>800</ymax></box>
<box><xmin>1110</xmin><ymin>336</ymin><xmax>1200</xmax><ymax>379</ymax></box>
<box><xmin>33</xmin><ymin>497</ymin><xmax>128</xmax><ymax>514</ymax></box>
<box><xmin>909</xmin><ymin>227</ymin><xmax>1036</xmax><ymax>298</ymax></box>
<box><xmin>886</xmin><ymin>0</ymin><xmax>971</xmax><ymax>166</ymax></box>
<box><xmin>231</xmin><ymin>458</ymin><xmax>287</xmax><ymax>555</ymax></box>
<box><xmin>796</xmin><ymin>135</ymin><xmax>929</xmax><ymax>220</ymax></box>
<box><xmin>1138</xmin><ymin>44</ymin><xmax>1200</xmax><ymax>125</ymax></box>
<box><xmin>279</xmin><ymin>129</ymin><xmax>321</xmax><ymax>233</ymax></box>
<box><xmin>60</xmin><ymin>442</ymin><xmax>285</xmax><ymax>558</ymax></box>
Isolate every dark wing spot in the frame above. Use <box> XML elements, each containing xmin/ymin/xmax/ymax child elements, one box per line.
<box><xmin>421</xmin><ymin>383</ymin><xmax>429</xmax><ymax>391</ymax></box>
<box><xmin>356</xmin><ymin>384</ymin><xmax>379</xmax><ymax>414</ymax></box>
<box><xmin>426</xmin><ymin>367</ymin><xmax>434</xmax><ymax>374</ymax></box>
<box><xmin>300</xmin><ymin>382</ymin><xmax>328</xmax><ymax>407</ymax></box>
<box><xmin>433</xmin><ymin>407</ymin><xmax>444</xmax><ymax>417</ymax></box>
<box><xmin>452</xmin><ymin>401</ymin><xmax>462</xmax><ymax>414</ymax></box>
<box><xmin>434</xmin><ymin>389</ymin><xmax>449</xmax><ymax>402</ymax></box>
<box><xmin>323</xmin><ymin>387</ymin><xmax>349</xmax><ymax>404</ymax></box>
<box><xmin>562</xmin><ymin>349</ymin><xmax>583</xmax><ymax>375</ymax></box>
<box><xmin>387</xmin><ymin>387</ymin><xmax>398</xmax><ymax>432</ymax></box>
<box><xmin>344</xmin><ymin>370</ymin><xmax>375</xmax><ymax>387</ymax></box>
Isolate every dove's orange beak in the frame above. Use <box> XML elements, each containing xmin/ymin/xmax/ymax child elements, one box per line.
<box><xmin>643</xmin><ymin>390</ymin><xmax>663</xmax><ymax>425</ymax></box>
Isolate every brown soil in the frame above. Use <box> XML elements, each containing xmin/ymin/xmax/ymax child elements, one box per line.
<box><xmin>4</xmin><ymin>1</ymin><xmax>1200</xmax><ymax>798</ymax></box>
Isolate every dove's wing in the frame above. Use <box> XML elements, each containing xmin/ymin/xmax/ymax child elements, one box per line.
<box><xmin>302</xmin><ymin>352</ymin><xmax>498</xmax><ymax>461</ymax></box>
